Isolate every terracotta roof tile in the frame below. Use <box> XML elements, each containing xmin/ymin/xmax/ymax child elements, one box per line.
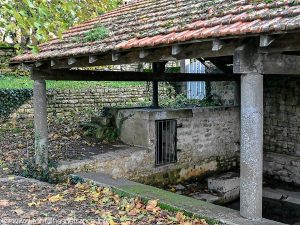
<box><xmin>12</xmin><ymin>0</ymin><xmax>300</xmax><ymax>63</ymax></box>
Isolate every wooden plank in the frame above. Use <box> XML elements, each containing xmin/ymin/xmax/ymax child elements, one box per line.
<box><xmin>32</xmin><ymin>69</ymin><xmax>240</xmax><ymax>81</ymax></box>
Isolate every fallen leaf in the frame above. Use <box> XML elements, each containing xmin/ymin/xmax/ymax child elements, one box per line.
<box><xmin>74</xmin><ymin>195</ymin><xmax>86</xmax><ymax>202</ymax></box>
<box><xmin>14</xmin><ymin>208</ymin><xmax>24</xmax><ymax>215</ymax></box>
<box><xmin>146</xmin><ymin>199</ymin><xmax>158</xmax><ymax>211</ymax></box>
<box><xmin>0</xmin><ymin>199</ymin><xmax>10</xmax><ymax>207</ymax></box>
<box><xmin>48</xmin><ymin>194</ymin><xmax>63</xmax><ymax>202</ymax></box>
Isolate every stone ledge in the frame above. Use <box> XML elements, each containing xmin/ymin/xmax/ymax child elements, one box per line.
<box><xmin>72</xmin><ymin>172</ymin><xmax>285</xmax><ymax>225</ymax></box>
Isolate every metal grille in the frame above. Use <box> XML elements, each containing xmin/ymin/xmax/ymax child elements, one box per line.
<box><xmin>155</xmin><ymin>119</ymin><xmax>177</xmax><ymax>166</ymax></box>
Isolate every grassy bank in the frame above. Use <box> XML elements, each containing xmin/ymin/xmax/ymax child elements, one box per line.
<box><xmin>0</xmin><ymin>76</ymin><xmax>144</xmax><ymax>89</ymax></box>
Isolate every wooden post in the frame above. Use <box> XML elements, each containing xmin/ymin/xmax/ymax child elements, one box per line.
<box><xmin>152</xmin><ymin>80</ymin><xmax>159</xmax><ymax>108</ymax></box>
<box><xmin>33</xmin><ymin>79</ymin><xmax>48</xmax><ymax>169</ymax></box>
<box><xmin>152</xmin><ymin>62</ymin><xmax>166</xmax><ymax>108</ymax></box>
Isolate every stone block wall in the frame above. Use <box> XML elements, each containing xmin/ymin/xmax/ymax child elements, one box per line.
<box><xmin>210</xmin><ymin>81</ymin><xmax>237</xmax><ymax>106</ymax></box>
<box><xmin>116</xmin><ymin>107</ymin><xmax>240</xmax><ymax>183</ymax></box>
<box><xmin>197</xmin><ymin>75</ymin><xmax>300</xmax><ymax>186</ymax></box>
<box><xmin>263</xmin><ymin>75</ymin><xmax>300</xmax><ymax>186</ymax></box>
<box><xmin>0</xmin><ymin>47</ymin><xmax>15</xmax><ymax>73</ymax></box>
<box><xmin>10</xmin><ymin>85</ymin><xmax>172</xmax><ymax>120</ymax></box>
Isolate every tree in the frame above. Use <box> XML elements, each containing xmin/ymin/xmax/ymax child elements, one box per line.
<box><xmin>0</xmin><ymin>0</ymin><xmax>121</xmax><ymax>53</ymax></box>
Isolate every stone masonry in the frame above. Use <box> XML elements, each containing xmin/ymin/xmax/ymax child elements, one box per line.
<box><xmin>115</xmin><ymin>106</ymin><xmax>240</xmax><ymax>183</ymax></box>
<box><xmin>10</xmin><ymin>85</ymin><xmax>172</xmax><ymax>120</ymax></box>
<box><xmin>210</xmin><ymin>75</ymin><xmax>300</xmax><ymax>186</ymax></box>
<box><xmin>264</xmin><ymin>75</ymin><xmax>300</xmax><ymax>186</ymax></box>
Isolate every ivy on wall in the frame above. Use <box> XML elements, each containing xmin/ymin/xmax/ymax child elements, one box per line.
<box><xmin>0</xmin><ymin>89</ymin><xmax>32</xmax><ymax>119</ymax></box>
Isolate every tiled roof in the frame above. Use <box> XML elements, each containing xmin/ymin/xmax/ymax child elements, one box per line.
<box><xmin>12</xmin><ymin>0</ymin><xmax>300</xmax><ymax>63</ymax></box>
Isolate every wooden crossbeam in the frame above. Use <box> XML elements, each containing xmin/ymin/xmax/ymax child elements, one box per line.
<box><xmin>234</xmin><ymin>42</ymin><xmax>300</xmax><ymax>75</ymax></box>
<box><xmin>32</xmin><ymin>69</ymin><xmax>240</xmax><ymax>81</ymax></box>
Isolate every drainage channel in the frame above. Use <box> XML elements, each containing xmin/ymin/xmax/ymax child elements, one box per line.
<box><xmin>154</xmin><ymin>172</ymin><xmax>300</xmax><ymax>225</ymax></box>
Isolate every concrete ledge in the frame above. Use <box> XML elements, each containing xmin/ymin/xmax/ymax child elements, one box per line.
<box><xmin>73</xmin><ymin>172</ymin><xmax>286</xmax><ymax>225</ymax></box>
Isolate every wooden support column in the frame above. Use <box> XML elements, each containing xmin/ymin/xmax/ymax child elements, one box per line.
<box><xmin>234</xmin><ymin>42</ymin><xmax>263</xmax><ymax>220</ymax></box>
<box><xmin>152</xmin><ymin>62</ymin><xmax>166</xmax><ymax>108</ymax></box>
<box><xmin>33</xmin><ymin>79</ymin><xmax>48</xmax><ymax>169</ymax></box>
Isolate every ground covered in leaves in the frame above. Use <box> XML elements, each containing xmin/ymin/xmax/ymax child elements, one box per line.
<box><xmin>0</xmin><ymin>113</ymin><xmax>122</xmax><ymax>174</ymax></box>
<box><xmin>0</xmin><ymin>175</ymin><xmax>213</xmax><ymax>225</ymax></box>
<box><xmin>0</xmin><ymin>113</ymin><xmax>217</xmax><ymax>225</ymax></box>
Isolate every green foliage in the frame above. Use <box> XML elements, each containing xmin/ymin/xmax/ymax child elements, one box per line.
<box><xmin>74</xmin><ymin>27</ymin><xmax>110</xmax><ymax>43</ymax></box>
<box><xmin>144</xmin><ymin>67</ymin><xmax>181</xmax><ymax>73</ymax></box>
<box><xmin>0</xmin><ymin>88</ymin><xmax>32</xmax><ymax>119</ymax></box>
<box><xmin>0</xmin><ymin>42</ymin><xmax>13</xmax><ymax>49</ymax></box>
<box><xmin>159</xmin><ymin>94</ymin><xmax>221</xmax><ymax>108</ymax></box>
<box><xmin>15</xmin><ymin>158</ymin><xmax>64</xmax><ymax>184</ymax></box>
<box><xmin>165</xmin><ymin>67</ymin><xmax>180</xmax><ymax>73</ymax></box>
<box><xmin>123</xmin><ymin>93</ymin><xmax>221</xmax><ymax>109</ymax></box>
<box><xmin>0</xmin><ymin>0</ymin><xmax>121</xmax><ymax>52</ymax></box>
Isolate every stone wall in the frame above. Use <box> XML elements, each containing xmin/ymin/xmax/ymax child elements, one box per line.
<box><xmin>210</xmin><ymin>81</ymin><xmax>237</xmax><ymax>106</ymax></box>
<box><xmin>196</xmin><ymin>75</ymin><xmax>300</xmax><ymax>186</ymax></box>
<box><xmin>263</xmin><ymin>75</ymin><xmax>300</xmax><ymax>186</ymax></box>
<box><xmin>10</xmin><ymin>85</ymin><xmax>172</xmax><ymax>120</ymax></box>
<box><xmin>0</xmin><ymin>47</ymin><xmax>15</xmax><ymax>74</ymax></box>
<box><xmin>115</xmin><ymin>107</ymin><xmax>240</xmax><ymax>183</ymax></box>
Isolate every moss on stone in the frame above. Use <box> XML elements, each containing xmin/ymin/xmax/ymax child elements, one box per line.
<box><xmin>112</xmin><ymin>185</ymin><xmax>220</xmax><ymax>225</ymax></box>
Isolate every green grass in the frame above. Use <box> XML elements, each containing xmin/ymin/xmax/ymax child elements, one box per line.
<box><xmin>0</xmin><ymin>76</ymin><xmax>144</xmax><ymax>89</ymax></box>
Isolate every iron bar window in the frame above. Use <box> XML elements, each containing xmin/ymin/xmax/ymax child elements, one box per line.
<box><xmin>155</xmin><ymin>119</ymin><xmax>177</xmax><ymax>166</ymax></box>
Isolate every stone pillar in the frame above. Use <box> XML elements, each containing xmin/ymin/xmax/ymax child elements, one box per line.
<box><xmin>33</xmin><ymin>79</ymin><xmax>48</xmax><ymax>169</ymax></box>
<box><xmin>240</xmin><ymin>73</ymin><xmax>263</xmax><ymax>219</ymax></box>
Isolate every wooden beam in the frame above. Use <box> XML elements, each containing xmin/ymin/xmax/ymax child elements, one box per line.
<box><xmin>260</xmin><ymin>35</ymin><xmax>275</xmax><ymax>47</ymax></box>
<box><xmin>174</xmin><ymin>41</ymin><xmax>236</xmax><ymax>60</ymax></box>
<box><xmin>139</xmin><ymin>49</ymin><xmax>151</xmax><ymax>59</ymax></box>
<box><xmin>212</xmin><ymin>39</ymin><xmax>223</xmax><ymax>51</ymax></box>
<box><xmin>68</xmin><ymin>57</ymin><xmax>77</xmax><ymax>65</ymax></box>
<box><xmin>50</xmin><ymin>60</ymin><xmax>56</xmax><ymax>67</ymax></box>
<box><xmin>172</xmin><ymin>45</ymin><xmax>183</xmax><ymax>55</ymax></box>
<box><xmin>208</xmin><ymin>58</ymin><xmax>233</xmax><ymax>74</ymax></box>
<box><xmin>35</xmin><ymin>61</ymin><xmax>44</xmax><ymax>68</ymax></box>
<box><xmin>89</xmin><ymin>56</ymin><xmax>98</xmax><ymax>64</ymax></box>
<box><xmin>33</xmin><ymin>40</ymin><xmax>237</xmax><ymax>69</ymax></box>
<box><xmin>32</xmin><ymin>69</ymin><xmax>240</xmax><ymax>82</ymax></box>
<box><xmin>260</xmin><ymin>53</ymin><xmax>300</xmax><ymax>75</ymax></box>
<box><xmin>234</xmin><ymin>42</ymin><xmax>300</xmax><ymax>75</ymax></box>
<box><xmin>112</xmin><ymin>52</ymin><xmax>121</xmax><ymax>62</ymax></box>
<box><xmin>259</xmin><ymin>33</ymin><xmax>300</xmax><ymax>53</ymax></box>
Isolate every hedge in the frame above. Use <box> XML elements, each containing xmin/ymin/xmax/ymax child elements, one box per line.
<box><xmin>0</xmin><ymin>89</ymin><xmax>32</xmax><ymax>119</ymax></box>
